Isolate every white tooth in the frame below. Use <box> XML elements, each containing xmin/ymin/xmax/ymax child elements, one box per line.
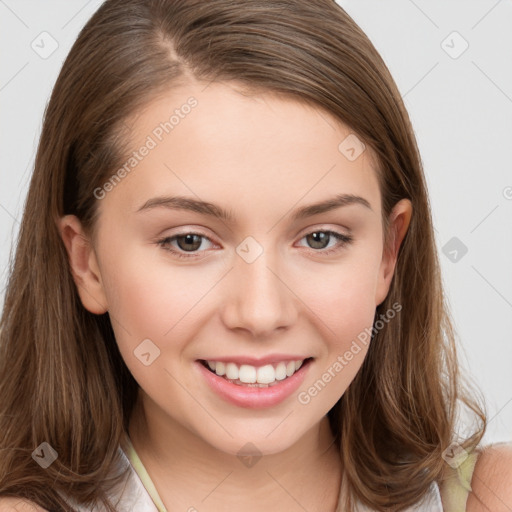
<box><xmin>257</xmin><ymin>364</ymin><xmax>276</xmax><ymax>384</ymax></box>
<box><xmin>226</xmin><ymin>363</ymin><xmax>239</xmax><ymax>380</ymax></box>
<box><xmin>275</xmin><ymin>362</ymin><xmax>287</xmax><ymax>380</ymax></box>
<box><xmin>207</xmin><ymin>361</ymin><xmax>216</xmax><ymax>371</ymax></box>
<box><xmin>286</xmin><ymin>361</ymin><xmax>295</xmax><ymax>377</ymax></box>
<box><xmin>294</xmin><ymin>359</ymin><xmax>303</xmax><ymax>371</ymax></box>
<box><xmin>215</xmin><ymin>362</ymin><xmax>226</xmax><ymax>376</ymax></box>
<box><xmin>239</xmin><ymin>364</ymin><xmax>257</xmax><ymax>383</ymax></box>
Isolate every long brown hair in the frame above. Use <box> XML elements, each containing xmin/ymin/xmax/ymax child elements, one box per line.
<box><xmin>0</xmin><ymin>1</ymin><xmax>485</xmax><ymax>510</ymax></box>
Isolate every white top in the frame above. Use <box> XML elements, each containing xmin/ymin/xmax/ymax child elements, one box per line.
<box><xmin>62</xmin><ymin>444</ymin><xmax>160</xmax><ymax>512</ymax></box>
<box><xmin>63</xmin><ymin>440</ymin><xmax>444</xmax><ymax>511</ymax></box>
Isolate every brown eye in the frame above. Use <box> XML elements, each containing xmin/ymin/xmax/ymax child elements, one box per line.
<box><xmin>175</xmin><ymin>234</ymin><xmax>203</xmax><ymax>252</ymax></box>
<box><xmin>305</xmin><ymin>232</ymin><xmax>330</xmax><ymax>249</ymax></box>
<box><xmin>298</xmin><ymin>230</ymin><xmax>353</xmax><ymax>255</ymax></box>
<box><xmin>156</xmin><ymin>232</ymin><xmax>216</xmax><ymax>259</ymax></box>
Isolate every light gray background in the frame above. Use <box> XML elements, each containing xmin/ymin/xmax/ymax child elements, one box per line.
<box><xmin>1</xmin><ymin>1</ymin><xmax>511</xmax><ymax>444</ymax></box>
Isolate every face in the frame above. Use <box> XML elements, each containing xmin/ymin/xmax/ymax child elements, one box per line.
<box><xmin>60</xmin><ymin>80</ymin><xmax>411</xmax><ymax>457</ymax></box>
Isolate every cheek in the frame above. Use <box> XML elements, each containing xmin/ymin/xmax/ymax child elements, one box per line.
<box><xmin>98</xmin><ymin>248</ymin><xmax>206</xmax><ymax>394</ymax></box>
<box><xmin>296</xmin><ymin>249</ymin><xmax>381</xmax><ymax>341</ymax></box>
<box><xmin>294</xmin><ymin>263</ymin><xmax>378</xmax><ymax>411</ymax></box>
<box><xmin>99</xmin><ymin>244</ymin><xmax>209</xmax><ymax>335</ymax></box>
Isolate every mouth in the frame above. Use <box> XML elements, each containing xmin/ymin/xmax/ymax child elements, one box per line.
<box><xmin>198</xmin><ymin>357</ymin><xmax>314</xmax><ymax>388</ymax></box>
<box><xmin>196</xmin><ymin>356</ymin><xmax>314</xmax><ymax>409</ymax></box>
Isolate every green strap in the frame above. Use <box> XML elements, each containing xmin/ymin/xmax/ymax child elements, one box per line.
<box><xmin>121</xmin><ymin>435</ymin><xmax>168</xmax><ymax>512</ymax></box>
<box><xmin>440</xmin><ymin>450</ymin><xmax>479</xmax><ymax>512</ymax></box>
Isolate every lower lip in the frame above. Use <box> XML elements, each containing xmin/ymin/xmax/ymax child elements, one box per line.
<box><xmin>195</xmin><ymin>359</ymin><xmax>312</xmax><ymax>409</ymax></box>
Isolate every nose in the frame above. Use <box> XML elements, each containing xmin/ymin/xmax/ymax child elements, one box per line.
<box><xmin>220</xmin><ymin>247</ymin><xmax>298</xmax><ymax>338</ymax></box>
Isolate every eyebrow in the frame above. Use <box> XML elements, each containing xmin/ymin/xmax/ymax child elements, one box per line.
<box><xmin>136</xmin><ymin>193</ymin><xmax>372</xmax><ymax>222</ymax></box>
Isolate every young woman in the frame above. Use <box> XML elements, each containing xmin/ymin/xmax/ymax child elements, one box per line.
<box><xmin>1</xmin><ymin>1</ymin><xmax>511</xmax><ymax>511</ymax></box>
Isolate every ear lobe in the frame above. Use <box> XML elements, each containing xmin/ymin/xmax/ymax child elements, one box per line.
<box><xmin>374</xmin><ymin>199</ymin><xmax>412</xmax><ymax>306</ymax></box>
<box><xmin>58</xmin><ymin>214</ymin><xmax>108</xmax><ymax>314</ymax></box>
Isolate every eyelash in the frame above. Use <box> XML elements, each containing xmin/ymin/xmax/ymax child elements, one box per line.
<box><xmin>156</xmin><ymin>229</ymin><xmax>353</xmax><ymax>260</ymax></box>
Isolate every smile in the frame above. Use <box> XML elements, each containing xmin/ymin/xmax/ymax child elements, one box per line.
<box><xmin>201</xmin><ymin>359</ymin><xmax>307</xmax><ymax>387</ymax></box>
<box><xmin>196</xmin><ymin>357</ymin><xmax>313</xmax><ymax>409</ymax></box>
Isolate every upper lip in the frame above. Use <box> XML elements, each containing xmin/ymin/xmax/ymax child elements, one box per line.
<box><xmin>198</xmin><ymin>355</ymin><xmax>312</xmax><ymax>366</ymax></box>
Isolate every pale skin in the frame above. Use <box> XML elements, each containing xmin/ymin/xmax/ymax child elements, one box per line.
<box><xmin>62</xmin><ymin>80</ymin><xmax>403</xmax><ymax>511</ymax></box>
<box><xmin>5</xmin><ymin>81</ymin><xmax>511</xmax><ymax>511</ymax></box>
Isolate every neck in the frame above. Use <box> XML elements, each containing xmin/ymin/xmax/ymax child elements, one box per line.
<box><xmin>128</xmin><ymin>390</ymin><xmax>343</xmax><ymax>512</ymax></box>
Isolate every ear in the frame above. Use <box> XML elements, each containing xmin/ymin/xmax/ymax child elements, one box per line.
<box><xmin>374</xmin><ymin>198</ymin><xmax>412</xmax><ymax>306</ymax></box>
<box><xmin>57</xmin><ymin>214</ymin><xmax>108</xmax><ymax>314</ymax></box>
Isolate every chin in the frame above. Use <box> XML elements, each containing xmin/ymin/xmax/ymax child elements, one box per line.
<box><xmin>192</xmin><ymin>419</ymin><xmax>313</xmax><ymax>459</ymax></box>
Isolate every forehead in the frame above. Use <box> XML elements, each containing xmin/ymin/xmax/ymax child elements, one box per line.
<box><xmin>99</xmin><ymin>81</ymin><xmax>382</xmax><ymax>222</ymax></box>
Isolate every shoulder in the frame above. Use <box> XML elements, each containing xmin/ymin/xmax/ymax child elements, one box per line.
<box><xmin>0</xmin><ymin>497</ymin><xmax>48</xmax><ymax>511</ymax></box>
<box><xmin>466</xmin><ymin>443</ymin><xmax>512</xmax><ymax>512</ymax></box>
